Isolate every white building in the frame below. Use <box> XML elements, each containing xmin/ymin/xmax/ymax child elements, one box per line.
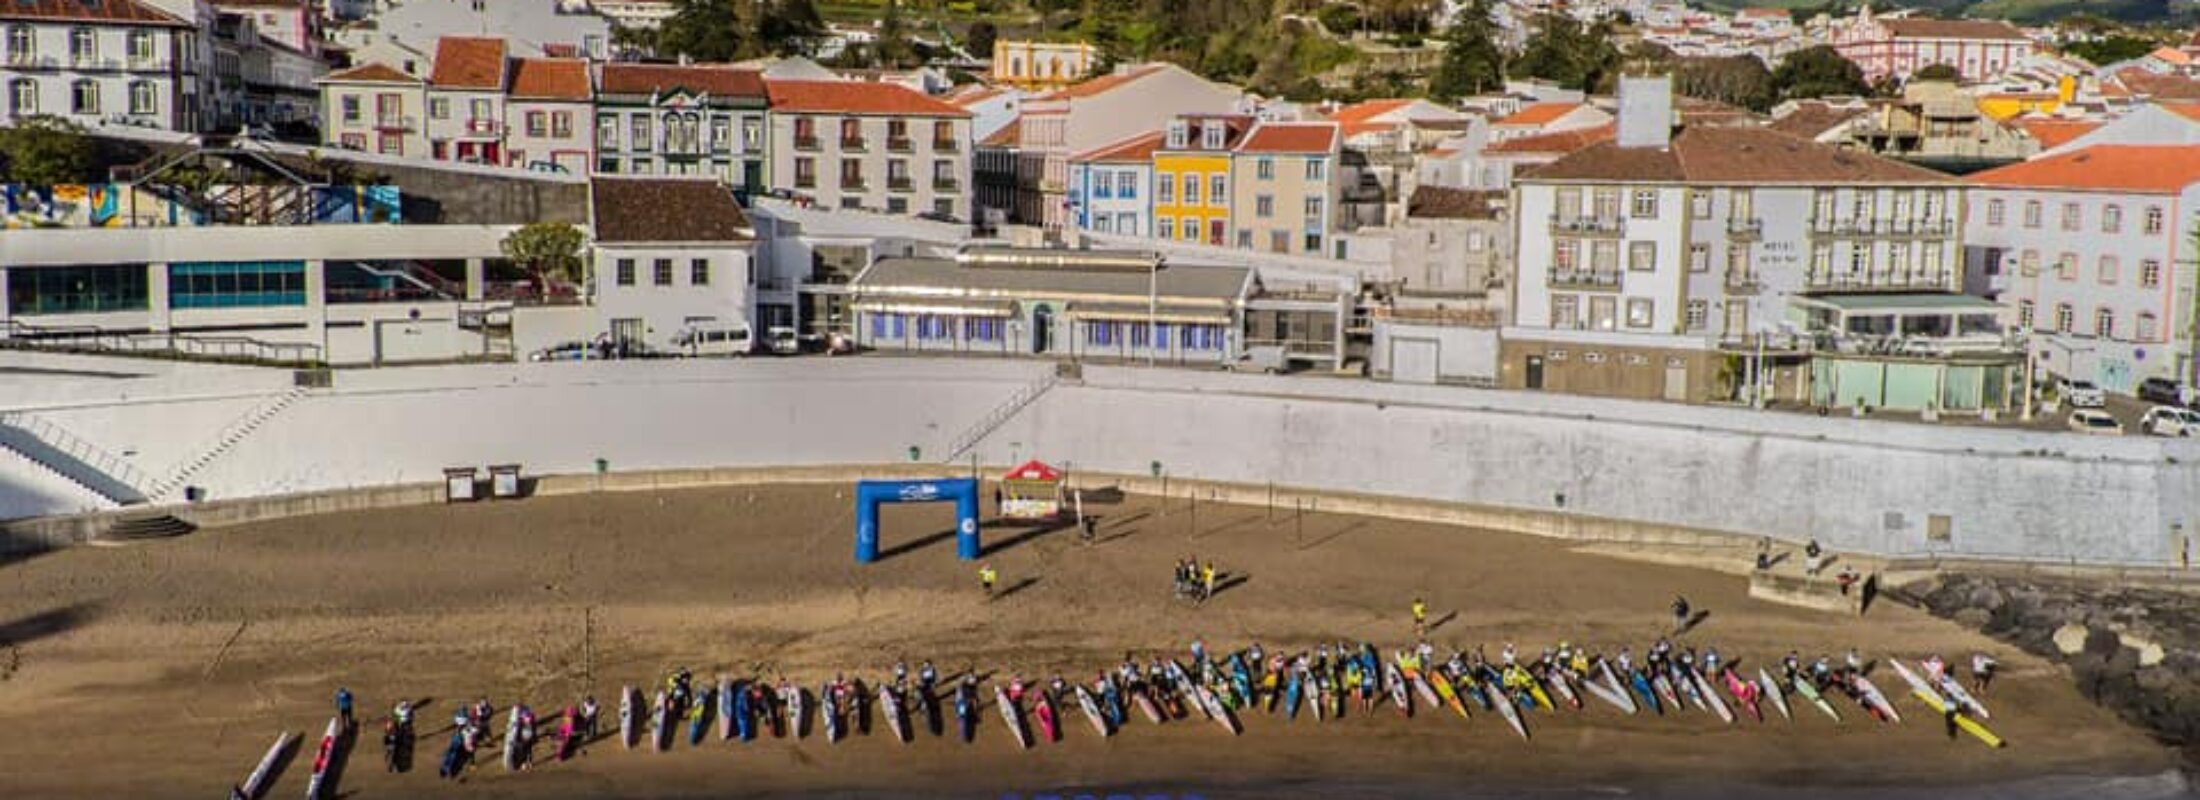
<box><xmin>1016</xmin><ymin>62</ymin><xmax>1245</xmax><ymax>230</ymax></box>
<box><xmin>1965</xmin><ymin>145</ymin><xmax>2200</xmax><ymax>393</ymax></box>
<box><xmin>2</xmin><ymin>0</ymin><xmax>205</xmax><ymax>132</ymax></box>
<box><xmin>360</xmin><ymin>0</ymin><xmax>608</xmax><ymax>61</ymax></box>
<box><xmin>503</xmin><ymin>57</ymin><xmax>591</xmax><ymax>174</ymax></box>
<box><xmin>318</xmin><ymin>61</ymin><xmax>427</xmax><ymax>157</ymax></box>
<box><xmin>590</xmin><ymin>0</ymin><xmax>674</xmax><ymax>31</ymax></box>
<box><xmin>587</xmin><ymin>176</ymin><xmax>757</xmax><ymax>352</ymax></box>
<box><xmin>423</xmin><ymin>35</ymin><xmax>506</xmax><ymax>164</ymax></box>
<box><xmin>765</xmin><ymin>78</ymin><xmax>972</xmax><ymax>219</ymax></box>
<box><xmin>1068</xmin><ymin>129</ymin><xmax>1160</xmax><ymax>237</ymax></box>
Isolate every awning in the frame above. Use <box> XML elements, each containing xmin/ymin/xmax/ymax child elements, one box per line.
<box><xmin>1066</xmin><ymin>302</ymin><xmax>1231</xmax><ymax>325</ymax></box>
<box><xmin>852</xmin><ymin>299</ymin><xmax>1015</xmax><ymax>317</ymax></box>
<box><xmin>1002</xmin><ymin>459</ymin><xmax>1062</xmax><ymax>482</ymax></box>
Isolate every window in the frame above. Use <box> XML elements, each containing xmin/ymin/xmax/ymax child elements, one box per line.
<box><xmin>1591</xmin><ymin>241</ymin><xmax>1618</xmax><ymax>272</ymax></box>
<box><xmin>430</xmin><ymin>97</ymin><xmax>449</xmax><ymax>119</ymax></box>
<box><xmin>7</xmin><ymin>264</ymin><xmax>150</xmax><ymax>315</ymax></box>
<box><xmin>377</xmin><ymin>132</ymin><xmax>400</xmax><ymax>154</ymax></box>
<box><xmin>1255</xmin><ymin>195</ymin><xmax>1273</xmax><ymax>218</ymax></box>
<box><xmin>2098</xmin><ymin>255</ymin><xmax>2119</xmax><ymax>285</ymax></box>
<box><xmin>597</xmin><ymin>115</ymin><xmax>618</xmax><ymax>148</ymax></box>
<box><xmin>2019</xmin><ymin>249</ymin><xmax>2039</xmax><ymax>277</ymax></box>
<box><xmin>1551</xmin><ymin>295</ymin><xmax>1580</xmax><ymax>328</ymax></box>
<box><xmin>1888</xmin><ymin>242</ymin><xmax>1909</xmax><ymax>277</ymax></box>
<box><xmin>839</xmin><ymin>118</ymin><xmax>862</xmax><ymax>147</ymax></box>
<box><xmin>1627</xmin><ymin>241</ymin><xmax>1656</xmax><ymax>272</ymax></box>
<box><xmin>2022</xmin><ymin>200</ymin><xmax>2042</xmax><ymax>228</ymax></box>
<box><xmin>963</xmin><ymin>317</ymin><xmax>1003</xmax><ymax>342</ymax></box>
<box><xmin>1305</xmin><ymin>159</ymin><xmax>1325</xmax><ymax>181</ymax></box>
<box><xmin>341</xmin><ymin>133</ymin><xmax>366</xmax><ymax>150</ymax></box>
<box><xmin>1811</xmin><ymin>243</ymin><xmax>1831</xmax><ymax>275</ymax></box>
<box><xmin>1201</xmin><ymin>123</ymin><xmax>1223</xmax><ymax>149</ymax></box>
<box><xmin>1212</xmin><ymin>219</ymin><xmax>1227</xmax><ymax>246</ymax></box>
<box><xmin>1165</xmin><ymin>122</ymin><xmax>1186</xmax><ymax>149</ymax></box>
<box><xmin>128</xmin><ymin>81</ymin><xmax>154</xmax><ymax>115</ymax></box>
<box><xmin>931</xmin><ymin>120</ymin><xmax>953</xmax><ymax>147</ymax></box>
<box><xmin>1685</xmin><ymin>300</ymin><xmax>1708</xmax><ymax>330</ymax></box>
<box><xmin>1157</xmin><ymin>172</ymin><xmax>1174</xmax><ymax>204</ymax></box>
<box><xmin>1183</xmin><ymin>173</ymin><xmax>1200</xmax><ymax>205</ymax></box>
<box><xmin>2138</xmin><ymin>312</ymin><xmax>2158</xmax><ymax>341</ymax></box>
<box><xmin>2142</xmin><ymin>259</ymin><xmax>2162</xmax><ymax>288</ymax></box>
<box><xmin>340</xmin><ymin>96</ymin><xmax>360</xmax><ymax>123</ymax></box>
<box><xmin>1157</xmin><ymin>217</ymin><xmax>1174</xmax><ymax>240</ymax></box>
<box><xmin>1593</xmin><ymin>188</ymin><xmax>1619</xmax><ymax>219</ymax></box>
<box><xmin>615</xmin><ymin>258</ymin><xmax>635</xmax><ymax>286</ymax></box>
<box><xmin>166</xmin><ymin>262</ymin><xmax>307</xmax><ymax>309</ymax></box>
<box><xmin>2092</xmin><ymin>306</ymin><xmax>2118</xmax><ymax>338</ymax></box>
<box><xmin>1268</xmin><ymin>230</ymin><xmax>1288</xmax><ymax>253</ymax></box>
<box><xmin>1625</xmin><ymin>298</ymin><xmax>1654</xmax><ymax>328</ymax></box>
<box><xmin>5</xmin><ymin>25</ymin><xmax>30</xmax><ymax>61</ymax></box>
<box><xmin>1553</xmin><ymin>240</ymin><xmax>1577</xmax><ymax>272</ymax></box>
<box><xmin>2144</xmin><ymin>206</ymin><xmax>2165</xmax><ymax>235</ymax></box>
<box><xmin>1849</xmin><ymin>191</ymin><xmax>1873</xmax><ymax>224</ymax></box>
<box><xmin>2102</xmin><ymin>204</ymin><xmax>2122</xmax><ymax>233</ymax></box>
<box><xmin>70</xmin><ymin>80</ymin><xmax>98</xmax><ymax>115</ymax></box>
<box><xmin>526</xmin><ymin>111</ymin><xmax>547</xmax><ymax>137</ymax></box>
<box><xmin>839</xmin><ymin>157</ymin><xmax>862</xmax><ymax>187</ymax></box>
<box><xmin>1257</xmin><ymin>158</ymin><xmax>1274</xmax><ymax>180</ymax></box>
<box><xmin>69</xmin><ymin>27</ymin><xmax>93</xmax><ymax>62</ymax></box>
<box><xmin>1630</xmin><ymin>189</ymin><xmax>1657</xmax><ymax>218</ymax></box>
<box><xmin>1812</xmin><ymin>189</ymin><xmax>1834</xmax><ymax>222</ymax></box>
<box><xmin>1986</xmin><ymin>199</ymin><xmax>2005</xmax><ymax>226</ymax></box>
<box><xmin>553</xmin><ymin>112</ymin><xmax>573</xmax><ymax>139</ymax></box>
<box><xmin>1690</xmin><ymin>192</ymin><xmax>1711</xmax><ymax>219</ymax></box>
<box><xmin>1116</xmin><ymin>212</ymin><xmax>1134</xmax><ymax>234</ymax></box>
<box><xmin>690</xmin><ymin>259</ymin><xmax>710</xmax><ymax>286</ymax></box>
<box><xmin>793</xmin><ymin>157</ymin><xmax>815</xmax><ymax>188</ymax></box>
<box><xmin>886</xmin><ymin>119</ymin><xmax>907</xmax><ymax>146</ymax></box>
<box><xmin>2054</xmin><ymin>302</ymin><xmax>2073</xmax><ymax>333</ymax></box>
<box><xmin>2017</xmin><ymin>299</ymin><xmax>2034</xmax><ymax>330</ymax></box>
<box><xmin>1095</xmin><ymin>215</ymin><xmax>1114</xmax><ymax>233</ymax></box>
<box><xmin>127</xmin><ymin>30</ymin><xmax>152</xmax><ymax>62</ymax></box>
<box><xmin>651</xmin><ymin>259</ymin><xmax>673</xmax><ymax>286</ymax></box>
<box><xmin>2061</xmin><ymin>202</ymin><xmax>2081</xmax><ymax>232</ymax></box>
<box><xmin>631</xmin><ymin>116</ymin><xmax>651</xmax><ymax>150</ymax></box>
<box><xmin>1210</xmin><ymin>174</ymin><xmax>1226</xmax><ymax>206</ymax></box>
<box><xmin>1303</xmin><ymin>196</ymin><xmax>1323</xmax><ymax>222</ymax></box>
<box><xmin>2056</xmin><ymin>252</ymin><xmax>2077</xmax><ymax>281</ymax></box>
<box><xmin>887</xmin><ymin>197</ymin><xmax>908</xmax><ymax>213</ymax></box>
<box><xmin>1589</xmin><ymin>296</ymin><xmax>1616</xmax><ymax>330</ymax></box>
<box><xmin>887</xmin><ymin>159</ymin><xmax>910</xmax><ymax>187</ymax></box>
<box><xmin>1688</xmin><ymin>243</ymin><xmax>1710</xmax><ymax>273</ymax></box>
<box><xmin>1115</xmin><ymin>171</ymin><xmax>1134</xmax><ymax>197</ymax></box>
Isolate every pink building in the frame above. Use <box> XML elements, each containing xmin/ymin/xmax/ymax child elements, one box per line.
<box><xmin>1830</xmin><ymin>8</ymin><xmax>2031</xmax><ymax>83</ymax></box>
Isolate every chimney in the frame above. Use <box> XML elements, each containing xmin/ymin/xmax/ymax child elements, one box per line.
<box><xmin>1616</xmin><ymin>74</ymin><xmax>1674</xmax><ymax>150</ymax></box>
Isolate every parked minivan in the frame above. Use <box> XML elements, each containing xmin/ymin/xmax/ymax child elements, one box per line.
<box><xmin>2138</xmin><ymin>377</ymin><xmax>2192</xmax><ymax>407</ymax></box>
<box><xmin>672</xmin><ymin>325</ymin><xmax>753</xmax><ymax>357</ymax></box>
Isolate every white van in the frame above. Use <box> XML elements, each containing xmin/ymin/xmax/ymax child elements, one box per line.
<box><xmin>672</xmin><ymin>325</ymin><xmax>754</xmax><ymax>357</ymax></box>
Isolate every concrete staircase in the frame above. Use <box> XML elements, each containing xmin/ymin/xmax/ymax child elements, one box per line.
<box><xmin>146</xmin><ymin>387</ymin><xmax>308</xmax><ymax>500</ymax></box>
<box><xmin>93</xmin><ymin>513</ymin><xmax>197</xmax><ymax>545</ymax></box>
<box><xmin>0</xmin><ymin>413</ymin><xmax>151</xmax><ymax>506</ymax></box>
<box><xmin>941</xmin><ymin>369</ymin><xmax>1061</xmax><ymax>463</ymax></box>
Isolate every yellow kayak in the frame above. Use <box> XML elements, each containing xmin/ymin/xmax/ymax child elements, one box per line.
<box><xmin>1909</xmin><ymin>688</ymin><xmax>2005</xmax><ymax>748</ymax></box>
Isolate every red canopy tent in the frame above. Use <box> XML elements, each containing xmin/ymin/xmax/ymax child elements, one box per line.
<box><xmin>999</xmin><ymin>460</ymin><xmax>1065</xmax><ymax>520</ymax></box>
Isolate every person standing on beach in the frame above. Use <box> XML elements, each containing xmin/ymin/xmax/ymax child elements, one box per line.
<box><xmin>336</xmin><ymin>687</ymin><xmax>356</xmax><ymax>731</ymax></box>
<box><xmin>1971</xmin><ymin>653</ymin><xmax>1997</xmax><ymax>695</ymax></box>
<box><xmin>1670</xmin><ymin>596</ymin><xmax>1691</xmax><ymax>634</ymax></box>
<box><xmin>1199</xmin><ymin>562</ymin><xmax>1217</xmax><ymax>603</ymax></box>
<box><xmin>1411</xmin><ymin>597</ymin><xmax>1428</xmax><ymax>637</ymax></box>
<box><xmin>979</xmin><ymin>563</ymin><xmax>998</xmax><ymax>596</ymax></box>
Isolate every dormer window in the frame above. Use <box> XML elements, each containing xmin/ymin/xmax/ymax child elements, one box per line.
<box><xmin>1201</xmin><ymin>123</ymin><xmax>1223</xmax><ymax>149</ymax></box>
<box><xmin>1165</xmin><ymin>121</ymin><xmax>1186</xmax><ymax>149</ymax></box>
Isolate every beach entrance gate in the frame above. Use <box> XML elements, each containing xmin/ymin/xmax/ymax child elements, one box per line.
<box><xmin>854</xmin><ymin>478</ymin><xmax>981</xmax><ymax>563</ymax></box>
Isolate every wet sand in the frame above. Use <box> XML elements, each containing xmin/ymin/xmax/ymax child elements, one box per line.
<box><xmin>0</xmin><ymin>484</ymin><xmax>2179</xmax><ymax>798</ymax></box>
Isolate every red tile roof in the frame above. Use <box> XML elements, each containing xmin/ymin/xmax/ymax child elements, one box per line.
<box><xmin>591</xmin><ymin>177</ymin><xmax>753</xmax><ymax>243</ymax></box>
<box><xmin>598</xmin><ymin>63</ymin><xmax>766</xmax><ymax>98</ymax></box>
<box><xmin>320</xmin><ymin>62</ymin><xmax>421</xmax><ymax>84</ymax></box>
<box><xmin>1881</xmin><ymin>18</ymin><xmax>2027</xmax><ymax>42</ymax></box>
<box><xmin>765</xmin><ymin>79</ymin><xmax>970</xmax><ymax>117</ymax></box>
<box><xmin>1485</xmin><ymin>124</ymin><xmax>1615</xmax><ymax>155</ymax></box>
<box><xmin>507</xmin><ymin>58</ymin><xmax>590</xmax><ymax>101</ymax></box>
<box><xmin>1497</xmin><ymin>101</ymin><xmax>1585</xmax><ymax>127</ymax></box>
<box><xmin>429</xmin><ymin>36</ymin><xmax>507</xmax><ymax>90</ymax></box>
<box><xmin>2010</xmin><ymin>118</ymin><xmax>2100</xmax><ymax>149</ymax></box>
<box><xmin>1967</xmin><ymin>145</ymin><xmax>2200</xmax><ymax>193</ymax></box>
<box><xmin>1234</xmin><ymin>122</ymin><xmax>1339</xmax><ymax>154</ymax></box>
<box><xmin>1074</xmin><ymin>130</ymin><xmax>1164</xmax><ymax>163</ymax></box>
<box><xmin>1525</xmin><ymin>125</ymin><xmax>1954</xmax><ymax>184</ymax></box>
<box><xmin>1033</xmin><ymin>64</ymin><xmax>1165</xmax><ymax>102</ymax></box>
<box><xmin>1</xmin><ymin>0</ymin><xmax>189</xmax><ymax>25</ymax></box>
<box><xmin>2164</xmin><ymin>102</ymin><xmax>2200</xmax><ymax>122</ymax></box>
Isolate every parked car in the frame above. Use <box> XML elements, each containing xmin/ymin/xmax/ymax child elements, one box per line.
<box><xmin>2140</xmin><ymin>405</ymin><xmax>2200</xmax><ymax>437</ymax></box>
<box><xmin>2057</xmin><ymin>377</ymin><xmax>2107</xmax><ymax>409</ymax></box>
<box><xmin>671</xmin><ymin>324</ymin><xmax>754</xmax><ymax>357</ymax></box>
<box><xmin>1225</xmin><ymin>344</ymin><xmax>1289</xmax><ymax>374</ymax></box>
<box><xmin>766</xmin><ymin>326</ymin><xmax>802</xmax><ymax>355</ymax></box>
<box><xmin>528</xmin><ymin>340</ymin><xmax>593</xmax><ymax>362</ymax></box>
<box><xmin>2067</xmin><ymin>408</ymin><xmax>2124</xmax><ymax>435</ymax></box>
<box><xmin>2137</xmin><ymin>377</ymin><xmax>2192</xmax><ymax>407</ymax></box>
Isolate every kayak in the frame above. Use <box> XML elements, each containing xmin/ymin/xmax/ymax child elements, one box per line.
<box><xmin>1384</xmin><ymin>662</ymin><xmax>1411</xmax><ymax>718</ymax></box>
<box><xmin>1600</xmin><ymin>661</ymin><xmax>1640</xmax><ymax>714</ymax></box>
<box><xmin>1757</xmin><ymin>668</ymin><xmax>1792</xmax><ymax>721</ymax></box>
<box><xmin>994</xmin><ymin>686</ymin><xmax>1030</xmax><ymax>749</ymax></box>
<box><xmin>620</xmin><ymin>686</ymin><xmax>640</xmax><ymax>749</ymax></box>
<box><xmin>1692</xmin><ymin>671</ymin><xmax>1735</xmax><ymax>724</ymax></box>
<box><xmin>1652</xmin><ymin>672</ymin><xmax>1683</xmax><ymax>713</ymax></box>
<box><xmin>1629</xmin><ymin>669</ymin><xmax>1662</xmax><ymax>715</ymax></box>
<box><xmin>821</xmin><ymin>683</ymin><xmax>842</xmax><ymax>743</ymax></box>
<box><xmin>1579</xmin><ymin>669</ymin><xmax>1634</xmax><ymax>714</ymax></box>
<box><xmin>651</xmin><ymin>691</ymin><xmax>672</xmax><ymax>751</ymax></box>
<box><xmin>1482</xmin><ymin>678</ymin><xmax>1529</xmax><ymax>740</ymax></box>
<box><xmin>1544</xmin><ymin>669</ymin><xmax>1582</xmax><ymax>710</ymax></box>
<box><xmin>1034</xmin><ymin>693</ymin><xmax>1059</xmax><ymax>743</ymax></box>
<box><xmin>1721</xmin><ymin>669</ymin><xmax>1763</xmax><ymax>723</ymax></box>
<box><xmin>1935</xmin><ymin>671</ymin><xmax>1990</xmax><ymax>720</ymax></box>
<box><xmin>1853</xmin><ymin>676</ymin><xmax>1902</xmax><ymax>724</ymax></box>
<box><xmin>1430</xmin><ymin>668</ymin><xmax>1471</xmax><ymax>720</ymax></box>
<box><xmin>1195</xmin><ymin>685</ymin><xmax>1242</xmax><ymax>735</ymax></box>
<box><xmin>1791</xmin><ymin>674</ymin><xmax>1840</xmax><ymax>722</ymax></box>
<box><xmin>1074</xmin><ymin>685</ymin><xmax>1110</xmax><ymax>738</ymax></box>
<box><xmin>719</xmin><ymin>678</ymin><xmax>737</xmax><ymax>740</ymax></box>
<box><xmin>1406</xmin><ymin>668</ymin><xmax>1443</xmax><ymax>710</ymax></box>
<box><xmin>881</xmin><ymin>685</ymin><xmax>909</xmax><ymax>744</ymax></box>
<box><xmin>1908</xmin><ymin>687</ymin><xmax>2006</xmax><ymax>748</ymax></box>
<box><xmin>1283</xmin><ymin>670</ymin><xmax>1303</xmax><ymax>720</ymax></box>
<box><xmin>786</xmin><ymin>684</ymin><xmax>807</xmax><ymax>739</ymax></box>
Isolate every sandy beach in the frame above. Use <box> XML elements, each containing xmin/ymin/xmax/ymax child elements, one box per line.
<box><xmin>0</xmin><ymin>483</ymin><xmax>2180</xmax><ymax>799</ymax></box>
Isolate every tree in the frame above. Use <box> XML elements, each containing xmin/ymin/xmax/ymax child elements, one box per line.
<box><xmin>874</xmin><ymin>0</ymin><xmax>919</xmax><ymax>69</ymax></box>
<box><xmin>1911</xmin><ymin>62</ymin><xmax>1962</xmax><ymax>82</ymax></box>
<box><xmin>1511</xmin><ymin>13</ymin><xmax>1619</xmax><ymax>92</ymax></box>
<box><xmin>1676</xmin><ymin>55</ymin><xmax>1776</xmax><ymax>112</ymax></box>
<box><xmin>500</xmin><ymin>222</ymin><xmax>586</xmax><ymax>293</ymax></box>
<box><xmin>758</xmin><ymin>0</ymin><xmax>827</xmax><ymax>56</ymax></box>
<box><xmin>1772</xmin><ymin>45</ymin><xmax>1870</xmax><ymax>101</ymax></box>
<box><xmin>2064</xmin><ymin>35</ymin><xmax>2156</xmax><ymax>67</ymax></box>
<box><xmin>1426</xmin><ymin>0</ymin><xmax>1504</xmax><ymax>101</ymax></box>
<box><xmin>0</xmin><ymin>115</ymin><xmax>93</xmax><ymax>186</ymax></box>
<box><xmin>964</xmin><ymin>20</ymin><xmax>998</xmax><ymax>60</ymax></box>
<box><xmin>654</xmin><ymin>0</ymin><xmax>750</xmax><ymax>62</ymax></box>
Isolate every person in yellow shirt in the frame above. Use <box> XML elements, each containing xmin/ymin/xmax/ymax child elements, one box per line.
<box><xmin>1199</xmin><ymin>562</ymin><xmax>1217</xmax><ymax>603</ymax></box>
<box><xmin>1411</xmin><ymin>598</ymin><xmax>1428</xmax><ymax>636</ymax></box>
<box><xmin>979</xmin><ymin>564</ymin><xmax>998</xmax><ymax>596</ymax></box>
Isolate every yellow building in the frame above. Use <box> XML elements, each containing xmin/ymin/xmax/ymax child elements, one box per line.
<box><xmin>1975</xmin><ymin>76</ymin><xmax>2076</xmax><ymax>121</ymax></box>
<box><xmin>1151</xmin><ymin>114</ymin><xmax>1252</xmax><ymax>247</ymax></box>
<box><xmin>991</xmin><ymin>40</ymin><xmax>1098</xmax><ymax>90</ymax></box>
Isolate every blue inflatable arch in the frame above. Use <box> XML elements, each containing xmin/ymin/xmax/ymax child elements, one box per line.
<box><xmin>853</xmin><ymin>478</ymin><xmax>981</xmax><ymax>563</ymax></box>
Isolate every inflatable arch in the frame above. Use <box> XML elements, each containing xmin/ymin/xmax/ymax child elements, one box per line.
<box><xmin>853</xmin><ymin>478</ymin><xmax>981</xmax><ymax>563</ymax></box>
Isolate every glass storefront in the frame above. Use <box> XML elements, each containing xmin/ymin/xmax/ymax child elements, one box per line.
<box><xmin>6</xmin><ymin>264</ymin><xmax>150</xmax><ymax>316</ymax></box>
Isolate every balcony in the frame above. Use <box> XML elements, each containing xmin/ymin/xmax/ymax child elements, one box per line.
<box><xmin>886</xmin><ymin>136</ymin><xmax>913</xmax><ymax>152</ymax></box>
<box><xmin>840</xmin><ymin>137</ymin><xmax>868</xmax><ymax>152</ymax></box>
<box><xmin>840</xmin><ymin>176</ymin><xmax>867</xmax><ymax>191</ymax></box>
<box><xmin>1809</xmin><ymin>217</ymin><xmax>1957</xmax><ymax>238</ymax></box>
<box><xmin>794</xmin><ymin>135</ymin><xmax>820</xmax><ymax>151</ymax></box>
<box><xmin>1804</xmin><ymin>269</ymin><xmax>1954</xmax><ymax>292</ymax></box>
<box><xmin>887</xmin><ymin>176</ymin><xmax>913</xmax><ymax>191</ymax></box>
<box><xmin>463</xmin><ymin>117</ymin><xmax>503</xmax><ymax>136</ymax></box>
<box><xmin>373</xmin><ymin>115</ymin><xmax>415</xmax><ymax>131</ymax></box>
<box><xmin>1548</xmin><ymin>268</ymin><xmax>1621</xmax><ymax>290</ymax></box>
<box><xmin>793</xmin><ymin>175</ymin><xmax>816</xmax><ymax>189</ymax></box>
<box><xmin>932</xmin><ymin>177</ymin><xmax>960</xmax><ymax>192</ymax></box>
<box><xmin>933</xmin><ymin>138</ymin><xmax>959</xmax><ymax>152</ymax></box>
<box><xmin>1725</xmin><ymin>272</ymin><xmax>1764</xmax><ymax>294</ymax></box>
<box><xmin>1548</xmin><ymin>215</ymin><xmax>1623</xmax><ymax>236</ymax></box>
<box><xmin>1726</xmin><ymin>217</ymin><xmax>1763</xmax><ymax>239</ymax></box>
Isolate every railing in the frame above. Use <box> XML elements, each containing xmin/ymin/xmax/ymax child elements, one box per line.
<box><xmin>0</xmin><ymin>411</ymin><xmax>153</xmax><ymax>495</ymax></box>
<box><xmin>2</xmin><ymin>320</ymin><xmax>323</xmax><ymax>365</ymax></box>
<box><xmin>794</xmin><ymin>135</ymin><xmax>820</xmax><ymax>151</ymax></box>
<box><xmin>1548</xmin><ymin>215</ymin><xmax>1623</xmax><ymax>236</ymax></box>
<box><xmin>127</xmin><ymin>55</ymin><xmax>167</xmax><ymax>71</ymax></box>
<box><xmin>887</xmin><ymin>137</ymin><xmax>913</xmax><ymax>152</ymax></box>
<box><xmin>887</xmin><ymin>176</ymin><xmax>913</xmax><ymax>191</ymax></box>
<box><xmin>840</xmin><ymin>176</ymin><xmax>868</xmax><ymax>190</ymax></box>
<box><xmin>1809</xmin><ymin>217</ymin><xmax>1957</xmax><ymax>238</ymax></box>
<box><xmin>933</xmin><ymin>138</ymin><xmax>960</xmax><ymax>152</ymax></box>
<box><xmin>933</xmin><ymin>177</ymin><xmax>961</xmax><ymax>191</ymax></box>
<box><xmin>3</xmin><ymin>51</ymin><xmax>37</xmax><ymax>67</ymax></box>
<box><xmin>1725</xmin><ymin>272</ymin><xmax>1764</xmax><ymax>294</ymax></box>
<box><xmin>840</xmin><ymin>137</ymin><xmax>868</xmax><ymax>151</ymax></box>
<box><xmin>145</xmin><ymin>387</ymin><xmax>309</xmax><ymax>500</ymax></box>
<box><xmin>794</xmin><ymin>176</ymin><xmax>816</xmax><ymax>189</ymax></box>
<box><xmin>941</xmin><ymin>371</ymin><xmax>1059</xmax><ymax>463</ymax></box>
<box><xmin>464</xmin><ymin>117</ymin><xmax>503</xmax><ymax>135</ymax></box>
<box><xmin>374</xmin><ymin>115</ymin><xmax>414</xmax><ymax>131</ymax></box>
<box><xmin>1804</xmin><ymin>270</ymin><xmax>1953</xmax><ymax>291</ymax></box>
<box><xmin>1548</xmin><ymin>268</ymin><xmax>1621</xmax><ymax>290</ymax></box>
<box><xmin>1726</xmin><ymin>217</ymin><xmax>1763</xmax><ymax>238</ymax></box>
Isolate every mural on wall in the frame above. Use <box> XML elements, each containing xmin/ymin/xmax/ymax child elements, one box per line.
<box><xmin>2</xmin><ymin>184</ymin><xmax>400</xmax><ymax>229</ymax></box>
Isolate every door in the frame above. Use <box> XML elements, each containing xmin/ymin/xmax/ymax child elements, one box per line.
<box><xmin>1524</xmin><ymin>355</ymin><xmax>1545</xmax><ymax>390</ymax></box>
<box><xmin>1663</xmin><ymin>362</ymin><xmax>1688</xmax><ymax>401</ymax></box>
<box><xmin>1391</xmin><ymin>338</ymin><xmax>1439</xmax><ymax>385</ymax></box>
<box><xmin>1030</xmin><ymin>304</ymin><xmax>1053</xmax><ymax>354</ymax></box>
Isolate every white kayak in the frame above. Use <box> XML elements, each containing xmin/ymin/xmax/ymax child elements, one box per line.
<box><xmin>1935</xmin><ymin>670</ymin><xmax>1990</xmax><ymax>719</ymax></box>
<box><xmin>785</xmin><ymin>684</ymin><xmax>806</xmax><ymax>739</ymax></box>
<box><xmin>1757</xmin><ymin>668</ymin><xmax>1792</xmax><ymax>721</ymax></box>
<box><xmin>619</xmin><ymin>686</ymin><xmax>639</xmax><ymax>749</ymax></box>
<box><xmin>1483</xmin><ymin>678</ymin><xmax>1529</xmax><ymax>740</ymax></box>
<box><xmin>995</xmin><ymin>686</ymin><xmax>1030</xmax><ymax>749</ymax></box>
<box><xmin>1579</xmin><ymin>670</ymin><xmax>1635</xmax><ymax>713</ymax></box>
<box><xmin>1599</xmin><ymin>661</ymin><xmax>1639</xmax><ymax>714</ymax></box>
<box><xmin>1853</xmin><ymin>675</ymin><xmax>1902</xmax><ymax>724</ymax></box>
<box><xmin>1194</xmin><ymin>685</ymin><xmax>1241</xmax><ymax>735</ymax></box>
<box><xmin>1692</xmin><ymin>671</ymin><xmax>1735</xmax><ymax>724</ymax></box>
<box><xmin>237</xmin><ymin>731</ymin><xmax>296</xmax><ymax>800</ymax></box>
<box><xmin>881</xmin><ymin>685</ymin><xmax>909</xmax><ymax>743</ymax></box>
<box><xmin>1074</xmin><ymin>685</ymin><xmax>1110</xmax><ymax>738</ymax></box>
